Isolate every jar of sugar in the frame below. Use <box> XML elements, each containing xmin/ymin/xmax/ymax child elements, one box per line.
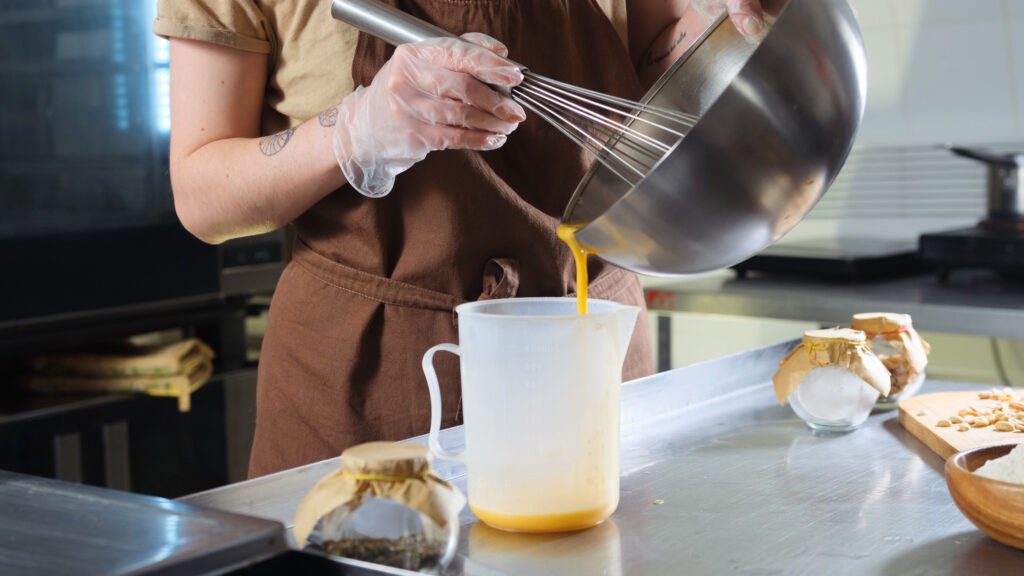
<box><xmin>773</xmin><ymin>329</ymin><xmax>892</xmax><ymax>432</ymax></box>
<box><xmin>850</xmin><ymin>312</ymin><xmax>930</xmax><ymax>410</ymax></box>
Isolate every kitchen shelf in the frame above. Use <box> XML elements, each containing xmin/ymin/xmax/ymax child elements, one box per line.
<box><xmin>0</xmin><ymin>367</ymin><xmax>255</xmax><ymax>425</ymax></box>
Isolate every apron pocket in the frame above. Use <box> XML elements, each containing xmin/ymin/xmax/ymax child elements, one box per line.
<box><xmin>479</xmin><ymin>257</ymin><xmax>520</xmax><ymax>300</ymax></box>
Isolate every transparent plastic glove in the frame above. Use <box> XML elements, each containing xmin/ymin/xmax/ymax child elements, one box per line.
<box><xmin>692</xmin><ymin>0</ymin><xmax>770</xmax><ymax>42</ymax></box>
<box><xmin>333</xmin><ymin>33</ymin><xmax>526</xmax><ymax>198</ymax></box>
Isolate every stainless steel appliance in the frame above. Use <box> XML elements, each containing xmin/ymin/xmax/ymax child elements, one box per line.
<box><xmin>947</xmin><ymin>145</ymin><xmax>1024</xmax><ymax>232</ymax></box>
<box><xmin>919</xmin><ymin>146</ymin><xmax>1024</xmax><ymax>281</ymax></box>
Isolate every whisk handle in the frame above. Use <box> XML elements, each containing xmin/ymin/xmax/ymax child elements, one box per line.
<box><xmin>331</xmin><ymin>0</ymin><xmax>460</xmax><ymax>45</ymax></box>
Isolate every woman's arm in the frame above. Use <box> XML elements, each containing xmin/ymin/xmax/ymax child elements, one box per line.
<box><xmin>169</xmin><ymin>39</ymin><xmax>345</xmax><ymax>245</ymax></box>
<box><xmin>169</xmin><ymin>34</ymin><xmax>523</xmax><ymax>245</ymax></box>
<box><xmin>627</xmin><ymin>0</ymin><xmax>766</xmax><ymax>88</ymax></box>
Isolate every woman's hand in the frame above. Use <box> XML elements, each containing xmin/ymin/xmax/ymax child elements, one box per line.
<box><xmin>692</xmin><ymin>0</ymin><xmax>772</xmax><ymax>42</ymax></box>
<box><xmin>333</xmin><ymin>33</ymin><xmax>527</xmax><ymax>198</ymax></box>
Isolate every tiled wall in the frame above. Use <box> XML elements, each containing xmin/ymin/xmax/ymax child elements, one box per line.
<box><xmin>850</xmin><ymin>0</ymin><xmax>1023</xmax><ymax>146</ymax></box>
<box><xmin>783</xmin><ymin>0</ymin><xmax>1024</xmax><ymax>241</ymax></box>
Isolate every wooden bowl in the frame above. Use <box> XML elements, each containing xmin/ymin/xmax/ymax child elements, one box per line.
<box><xmin>945</xmin><ymin>444</ymin><xmax>1024</xmax><ymax>550</ymax></box>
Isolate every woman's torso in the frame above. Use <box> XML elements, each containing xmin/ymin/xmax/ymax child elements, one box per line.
<box><xmin>248</xmin><ymin>0</ymin><xmax>654</xmax><ymax>476</ymax></box>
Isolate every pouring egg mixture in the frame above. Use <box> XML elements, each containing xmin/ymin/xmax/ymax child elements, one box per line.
<box><xmin>557</xmin><ymin>223</ymin><xmax>589</xmax><ymax>315</ymax></box>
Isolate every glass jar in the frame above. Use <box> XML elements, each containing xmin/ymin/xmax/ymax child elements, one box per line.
<box><xmin>788</xmin><ymin>366</ymin><xmax>880</xmax><ymax>431</ymax></box>
<box><xmin>851</xmin><ymin>312</ymin><xmax>930</xmax><ymax>410</ymax></box>
<box><xmin>294</xmin><ymin>442</ymin><xmax>465</xmax><ymax>573</ymax></box>
<box><xmin>773</xmin><ymin>329</ymin><xmax>892</xmax><ymax>432</ymax></box>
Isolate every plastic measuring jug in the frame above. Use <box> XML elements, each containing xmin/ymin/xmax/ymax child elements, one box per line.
<box><xmin>421</xmin><ymin>297</ymin><xmax>639</xmax><ymax>533</ymax></box>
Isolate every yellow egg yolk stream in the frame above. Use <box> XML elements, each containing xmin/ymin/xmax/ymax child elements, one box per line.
<box><xmin>557</xmin><ymin>223</ymin><xmax>589</xmax><ymax>315</ymax></box>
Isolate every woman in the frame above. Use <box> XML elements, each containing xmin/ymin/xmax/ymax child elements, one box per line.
<box><xmin>154</xmin><ymin>0</ymin><xmax>768</xmax><ymax>477</ymax></box>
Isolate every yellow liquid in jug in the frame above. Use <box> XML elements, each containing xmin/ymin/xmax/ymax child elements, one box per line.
<box><xmin>470</xmin><ymin>502</ymin><xmax>614</xmax><ymax>533</ymax></box>
<box><xmin>556</xmin><ymin>223</ymin><xmax>589</xmax><ymax>315</ymax></box>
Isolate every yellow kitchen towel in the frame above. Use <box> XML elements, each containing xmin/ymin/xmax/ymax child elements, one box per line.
<box><xmin>25</xmin><ymin>339</ymin><xmax>215</xmax><ymax>412</ymax></box>
<box><xmin>25</xmin><ymin>359</ymin><xmax>213</xmax><ymax>412</ymax></box>
<box><xmin>30</xmin><ymin>338</ymin><xmax>214</xmax><ymax>377</ymax></box>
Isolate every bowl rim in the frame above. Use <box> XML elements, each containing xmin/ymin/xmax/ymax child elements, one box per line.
<box><xmin>946</xmin><ymin>443</ymin><xmax>1024</xmax><ymax>490</ymax></box>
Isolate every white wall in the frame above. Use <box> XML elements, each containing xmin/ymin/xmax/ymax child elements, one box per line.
<box><xmin>852</xmin><ymin>0</ymin><xmax>1023</xmax><ymax>146</ymax></box>
<box><xmin>783</xmin><ymin>0</ymin><xmax>1024</xmax><ymax>243</ymax></box>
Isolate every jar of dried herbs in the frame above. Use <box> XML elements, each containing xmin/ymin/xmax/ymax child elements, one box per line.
<box><xmin>294</xmin><ymin>442</ymin><xmax>465</xmax><ymax>573</ymax></box>
<box><xmin>773</xmin><ymin>328</ymin><xmax>892</xmax><ymax>431</ymax></box>
<box><xmin>851</xmin><ymin>312</ymin><xmax>930</xmax><ymax>410</ymax></box>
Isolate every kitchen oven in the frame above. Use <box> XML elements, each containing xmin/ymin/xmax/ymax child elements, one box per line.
<box><xmin>0</xmin><ymin>0</ymin><xmax>283</xmax><ymax>338</ymax></box>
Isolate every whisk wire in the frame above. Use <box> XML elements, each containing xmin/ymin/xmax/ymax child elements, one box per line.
<box><xmin>510</xmin><ymin>71</ymin><xmax>699</xmax><ymax>188</ymax></box>
<box><xmin>523</xmin><ymin>73</ymin><xmax>699</xmax><ymax>127</ymax></box>
<box><xmin>515</xmin><ymin>80</ymin><xmax>676</xmax><ymax>155</ymax></box>
<box><xmin>515</xmin><ymin>91</ymin><xmax>649</xmax><ymax>187</ymax></box>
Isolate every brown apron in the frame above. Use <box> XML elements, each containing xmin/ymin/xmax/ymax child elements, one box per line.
<box><xmin>249</xmin><ymin>0</ymin><xmax>654</xmax><ymax>478</ymax></box>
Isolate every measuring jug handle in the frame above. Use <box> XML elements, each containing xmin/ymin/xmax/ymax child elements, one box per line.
<box><xmin>421</xmin><ymin>343</ymin><xmax>465</xmax><ymax>463</ymax></box>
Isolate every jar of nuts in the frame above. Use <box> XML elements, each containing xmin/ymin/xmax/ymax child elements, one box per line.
<box><xmin>293</xmin><ymin>442</ymin><xmax>465</xmax><ymax>573</ymax></box>
<box><xmin>851</xmin><ymin>313</ymin><xmax>930</xmax><ymax>410</ymax></box>
<box><xmin>773</xmin><ymin>329</ymin><xmax>892</xmax><ymax>431</ymax></box>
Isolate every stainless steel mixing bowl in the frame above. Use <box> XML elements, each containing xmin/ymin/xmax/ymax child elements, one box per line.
<box><xmin>565</xmin><ymin>0</ymin><xmax>867</xmax><ymax>276</ymax></box>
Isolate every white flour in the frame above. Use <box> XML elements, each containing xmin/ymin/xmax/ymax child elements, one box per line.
<box><xmin>792</xmin><ymin>366</ymin><xmax>879</xmax><ymax>421</ymax></box>
<box><xmin>975</xmin><ymin>444</ymin><xmax>1024</xmax><ymax>484</ymax></box>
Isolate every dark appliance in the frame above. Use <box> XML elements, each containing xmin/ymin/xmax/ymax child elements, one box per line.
<box><xmin>0</xmin><ymin>1</ymin><xmax>279</xmax><ymax>497</ymax></box>
<box><xmin>919</xmin><ymin>146</ymin><xmax>1024</xmax><ymax>281</ymax></box>
<box><xmin>732</xmin><ymin>237</ymin><xmax>922</xmax><ymax>281</ymax></box>
<box><xmin>0</xmin><ymin>0</ymin><xmax>283</xmax><ymax>340</ymax></box>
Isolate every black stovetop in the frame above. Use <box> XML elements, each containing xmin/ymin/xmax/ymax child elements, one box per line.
<box><xmin>733</xmin><ymin>236</ymin><xmax>922</xmax><ymax>281</ymax></box>
<box><xmin>919</xmin><ymin>226</ymin><xmax>1024</xmax><ymax>281</ymax></box>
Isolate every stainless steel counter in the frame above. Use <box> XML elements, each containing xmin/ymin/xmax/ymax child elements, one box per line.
<box><xmin>641</xmin><ymin>271</ymin><xmax>1024</xmax><ymax>339</ymax></box>
<box><xmin>183</xmin><ymin>341</ymin><xmax>1024</xmax><ymax>575</ymax></box>
<box><xmin>0</xmin><ymin>470</ymin><xmax>287</xmax><ymax>576</ymax></box>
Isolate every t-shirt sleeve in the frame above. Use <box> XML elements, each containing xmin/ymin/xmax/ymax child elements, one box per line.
<box><xmin>152</xmin><ymin>0</ymin><xmax>272</xmax><ymax>54</ymax></box>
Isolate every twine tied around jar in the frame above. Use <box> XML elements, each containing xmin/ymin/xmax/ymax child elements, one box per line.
<box><xmin>340</xmin><ymin>470</ymin><xmax>430</xmax><ymax>482</ymax></box>
<box><xmin>804</xmin><ymin>338</ymin><xmax>869</xmax><ymax>357</ymax></box>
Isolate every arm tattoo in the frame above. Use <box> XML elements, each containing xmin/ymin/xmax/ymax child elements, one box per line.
<box><xmin>318</xmin><ymin>108</ymin><xmax>338</xmax><ymax>127</ymax></box>
<box><xmin>259</xmin><ymin>127</ymin><xmax>297</xmax><ymax>156</ymax></box>
<box><xmin>645</xmin><ymin>30</ymin><xmax>688</xmax><ymax>66</ymax></box>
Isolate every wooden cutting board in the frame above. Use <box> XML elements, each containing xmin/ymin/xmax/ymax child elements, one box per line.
<box><xmin>898</xmin><ymin>391</ymin><xmax>1024</xmax><ymax>460</ymax></box>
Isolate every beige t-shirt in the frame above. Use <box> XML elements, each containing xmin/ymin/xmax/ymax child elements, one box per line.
<box><xmin>153</xmin><ymin>0</ymin><xmax>627</xmax><ymax>134</ymax></box>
